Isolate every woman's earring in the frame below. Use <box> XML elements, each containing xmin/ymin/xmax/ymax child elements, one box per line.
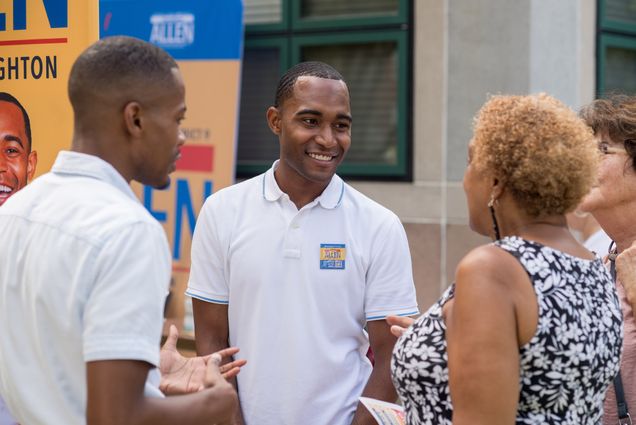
<box><xmin>487</xmin><ymin>198</ymin><xmax>501</xmax><ymax>241</ymax></box>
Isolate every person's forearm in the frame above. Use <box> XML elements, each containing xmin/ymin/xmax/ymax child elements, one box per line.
<box><xmin>134</xmin><ymin>382</ymin><xmax>238</xmax><ymax>425</ymax></box>
<box><xmin>88</xmin><ymin>381</ymin><xmax>238</xmax><ymax>425</ymax></box>
<box><xmin>350</xmin><ymin>359</ymin><xmax>397</xmax><ymax>425</ymax></box>
<box><xmin>194</xmin><ymin>335</ymin><xmax>245</xmax><ymax>424</ymax></box>
<box><xmin>615</xmin><ymin>246</ymin><xmax>636</xmax><ymax>312</ymax></box>
<box><xmin>196</xmin><ymin>333</ymin><xmax>229</xmax><ymax>356</ymax></box>
<box><xmin>192</xmin><ymin>300</ymin><xmax>242</xmax><ymax>424</ymax></box>
<box><xmin>226</xmin><ymin>375</ymin><xmax>246</xmax><ymax>425</ymax></box>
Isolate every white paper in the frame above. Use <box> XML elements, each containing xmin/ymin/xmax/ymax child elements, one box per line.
<box><xmin>359</xmin><ymin>396</ymin><xmax>406</xmax><ymax>425</ymax></box>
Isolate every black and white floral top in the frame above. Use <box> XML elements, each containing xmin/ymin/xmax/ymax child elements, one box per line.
<box><xmin>391</xmin><ymin>236</ymin><xmax>623</xmax><ymax>425</ymax></box>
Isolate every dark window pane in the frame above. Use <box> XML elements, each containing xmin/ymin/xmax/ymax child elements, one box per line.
<box><xmin>301</xmin><ymin>0</ymin><xmax>398</xmax><ymax>19</ymax></box>
<box><xmin>244</xmin><ymin>0</ymin><xmax>283</xmax><ymax>25</ymax></box>
<box><xmin>605</xmin><ymin>0</ymin><xmax>636</xmax><ymax>27</ymax></box>
<box><xmin>605</xmin><ymin>46</ymin><xmax>636</xmax><ymax>94</ymax></box>
<box><xmin>238</xmin><ymin>47</ymin><xmax>281</xmax><ymax>164</ymax></box>
<box><xmin>302</xmin><ymin>42</ymin><xmax>399</xmax><ymax>166</ymax></box>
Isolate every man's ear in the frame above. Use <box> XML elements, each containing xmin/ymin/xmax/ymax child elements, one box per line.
<box><xmin>26</xmin><ymin>150</ymin><xmax>37</xmax><ymax>182</ymax></box>
<box><xmin>123</xmin><ymin>101</ymin><xmax>143</xmax><ymax>137</ymax></box>
<box><xmin>266</xmin><ymin>106</ymin><xmax>282</xmax><ymax>136</ymax></box>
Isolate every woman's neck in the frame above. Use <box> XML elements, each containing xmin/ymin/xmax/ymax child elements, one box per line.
<box><xmin>499</xmin><ymin>214</ymin><xmax>569</xmax><ymax>240</ymax></box>
<box><xmin>593</xmin><ymin>208</ymin><xmax>636</xmax><ymax>252</ymax></box>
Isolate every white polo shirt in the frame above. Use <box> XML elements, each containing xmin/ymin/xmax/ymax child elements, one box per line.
<box><xmin>187</xmin><ymin>162</ymin><xmax>418</xmax><ymax>425</ymax></box>
<box><xmin>0</xmin><ymin>151</ymin><xmax>170</xmax><ymax>425</ymax></box>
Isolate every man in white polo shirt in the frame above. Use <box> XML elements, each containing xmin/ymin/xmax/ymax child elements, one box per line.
<box><xmin>187</xmin><ymin>61</ymin><xmax>419</xmax><ymax>425</ymax></box>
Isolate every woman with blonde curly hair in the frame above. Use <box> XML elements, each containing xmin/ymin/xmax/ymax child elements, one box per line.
<box><xmin>390</xmin><ymin>94</ymin><xmax>623</xmax><ymax>424</ymax></box>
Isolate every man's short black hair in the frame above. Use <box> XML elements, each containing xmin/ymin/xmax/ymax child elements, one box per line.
<box><xmin>68</xmin><ymin>36</ymin><xmax>179</xmax><ymax>115</ymax></box>
<box><xmin>274</xmin><ymin>61</ymin><xmax>346</xmax><ymax>108</ymax></box>
<box><xmin>0</xmin><ymin>92</ymin><xmax>32</xmax><ymax>151</ymax></box>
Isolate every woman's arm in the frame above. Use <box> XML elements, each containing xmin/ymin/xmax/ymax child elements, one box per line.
<box><xmin>447</xmin><ymin>245</ymin><xmax>531</xmax><ymax>425</ymax></box>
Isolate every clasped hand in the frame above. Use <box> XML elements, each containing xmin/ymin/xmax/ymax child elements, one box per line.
<box><xmin>159</xmin><ymin>324</ymin><xmax>247</xmax><ymax>395</ymax></box>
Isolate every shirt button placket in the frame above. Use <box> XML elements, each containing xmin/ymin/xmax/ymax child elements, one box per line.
<box><xmin>283</xmin><ymin>202</ymin><xmax>302</xmax><ymax>259</ymax></box>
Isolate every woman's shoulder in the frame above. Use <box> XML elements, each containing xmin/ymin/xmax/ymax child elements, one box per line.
<box><xmin>455</xmin><ymin>242</ymin><xmax>529</xmax><ymax>293</ymax></box>
<box><xmin>458</xmin><ymin>242</ymin><xmax>520</xmax><ymax>273</ymax></box>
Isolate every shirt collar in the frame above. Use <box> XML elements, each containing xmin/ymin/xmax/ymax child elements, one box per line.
<box><xmin>262</xmin><ymin>160</ymin><xmax>345</xmax><ymax>209</ymax></box>
<box><xmin>51</xmin><ymin>151</ymin><xmax>138</xmax><ymax>202</ymax></box>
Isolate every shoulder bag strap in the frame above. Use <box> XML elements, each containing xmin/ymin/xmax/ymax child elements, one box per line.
<box><xmin>609</xmin><ymin>243</ymin><xmax>632</xmax><ymax>425</ymax></box>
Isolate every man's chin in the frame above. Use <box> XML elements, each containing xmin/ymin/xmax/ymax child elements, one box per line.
<box><xmin>152</xmin><ymin>176</ymin><xmax>171</xmax><ymax>191</ymax></box>
<box><xmin>300</xmin><ymin>164</ymin><xmax>336</xmax><ymax>182</ymax></box>
<box><xmin>0</xmin><ymin>192</ymin><xmax>13</xmax><ymax>207</ymax></box>
<box><xmin>577</xmin><ymin>191</ymin><xmax>598</xmax><ymax>214</ymax></box>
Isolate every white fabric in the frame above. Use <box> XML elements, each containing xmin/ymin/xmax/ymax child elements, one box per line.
<box><xmin>187</xmin><ymin>161</ymin><xmax>419</xmax><ymax>425</ymax></box>
<box><xmin>584</xmin><ymin>228</ymin><xmax>612</xmax><ymax>257</ymax></box>
<box><xmin>0</xmin><ymin>151</ymin><xmax>171</xmax><ymax>425</ymax></box>
<box><xmin>0</xmin><ymin>397</ymin><xmax>17</xmax><ymax>425</ymax></box>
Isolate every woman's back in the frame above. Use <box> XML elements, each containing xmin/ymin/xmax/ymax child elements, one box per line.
<box><xmin>391</xmin><ymin>236</ymin><xmax>622</xmax><ymax>424</ymax></box>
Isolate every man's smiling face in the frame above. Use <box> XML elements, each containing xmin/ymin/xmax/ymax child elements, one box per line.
<box><xmin>0</xmin><ymin>100</ymin><xmax>37</xmax><ymax>206</ymax></box>
<box><xmin>271</xmin><ymin>76</ymin><xmax>352</xmax><ymax>185</ymax></box>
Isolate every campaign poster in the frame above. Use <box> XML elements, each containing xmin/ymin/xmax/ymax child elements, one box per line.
<box><xmin>0</xmin><ymin>0</ymin><xmax>99</xmax><ymax>179</ymax></box>
<box><xmin>100</xmin><ymin>0</ymin><xmax>243</xmax><ymax>335</ymax></box>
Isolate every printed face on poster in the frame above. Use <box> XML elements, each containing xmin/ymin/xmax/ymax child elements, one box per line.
<box><xmin>0</xmin><ymin>0</ymin><xmax>98</xmax><ymax>188</ymax></box>
<box><xmin>100</xmin><ymin>0</ymin><xmax>243</xmax><ymax>333</ymax></box>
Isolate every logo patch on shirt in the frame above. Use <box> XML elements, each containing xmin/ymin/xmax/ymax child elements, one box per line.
<box><xmin>320</xmin><ymin>244</ymin><xmax>346</xmax><ymax>270</ymax></box>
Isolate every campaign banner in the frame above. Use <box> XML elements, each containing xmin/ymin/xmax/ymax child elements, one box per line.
<box><xmin>100</xmin><ymin>0</ymin><xmax>243</xmax><ymax>335</ymax></box>
<box><xmin>0</xmin><ymin>0</ymin><xmax>99</xmax><ymax>178</ymax></box>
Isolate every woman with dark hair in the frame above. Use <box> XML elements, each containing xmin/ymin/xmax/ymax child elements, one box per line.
<box><xmin>390</xmin><ymin>93</ymin><xmax>623</xmax><ymax>424</ymax></box>
<box><xmin>578</xmin><ymin>94</ymin><xmax>636</xmax><ymax>425</ymax></box>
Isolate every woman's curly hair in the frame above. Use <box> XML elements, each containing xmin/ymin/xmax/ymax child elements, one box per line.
<box><xmin>471</xmin><ymin>93</ymin><xmax>598</xmax><ymax>217</ymax></box>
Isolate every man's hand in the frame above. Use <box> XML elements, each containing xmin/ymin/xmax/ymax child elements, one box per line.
<box><xmin>616</xmin><ymin>244</ymin><xmax>636</xmax><ymax>311</ymax></box>
<box><xmin>385</xmin><ymin>315</ymin><xmax>415</xmax><ymax>338</ymax></box>
<box><xmin>159</xmin><ymin>325</ymin><xmax>246</xmax><ymax>395</ymax></box>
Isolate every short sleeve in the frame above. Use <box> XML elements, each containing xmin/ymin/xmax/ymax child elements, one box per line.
<box><xmin>83</xmin><ymin>222</ymin><xmax>171</xmax><ymax>366</ymax></box>
<box><xmin>186</xmin><ymin>197</ymin><xmax>229</xmax><ymax>304</ymax></box>
<box><xmin>364</xmin><ymin>214</ymin><xmax>419</xmax><ymax>321</ymax></box>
